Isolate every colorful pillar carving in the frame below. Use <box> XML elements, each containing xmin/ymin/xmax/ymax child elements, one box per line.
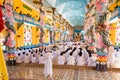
<box><xmin>3</xmin><ymin>0</ymin><xmax>16</xmax><ymax>66</ymax></box>
<box><xmin>39</xmin><ymin>0</ymin><xmax>45</xmax><ymax>45</ymax></box>
<box><xmin>95</xmin><ymin>0</ymin><xmax>110</xmax><ymax>48</ymax></box>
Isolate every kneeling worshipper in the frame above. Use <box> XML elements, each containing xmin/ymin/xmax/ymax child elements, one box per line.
<box><xmin>83</xmin><ymin>46</ymin><xmax>89</xmax><ymax>62</ymax></box>
<box><xmin>86</xmin><ymin>53</ymin><xmax>95</xmax><ymax>66</ymax></box>
<box><xmin>22</xmin><ymin>52</ymin><xmax>26</xmax><ymax>62</ymax></box>
<box><xmin>24</xmin><ymin>53</ymin><xmax>30</xmax><ymax>63</ymax></box>
<box><xmin>38</xmin><ymin>54</ymin><xmax>45</xmax><ymax>64</ymax></box>
<box><xmin>31</xmin><ymin>54</ymin><xmax>37</xmax><ymax>63</ymax></box>
<box><xmin>67</xmin><ymin>52</ymin><xmax>75</xmax><ymax>65</ymax></box>
<box><xmin>58</xmin><ymin>52</ymin><xmax>66</xmax><ymax>65</ymax></box>
<box><xmin>76</xmin><ymin>48</ymin><xmax>86</xmax><ymax>66</ymax></box>
<box><xmin>44</xmin><ymin>50</ymin><xmax>53</xmax><ymax>79</ymax></box>
<box><xmin>16</xmin><ymin>53</ymin><xmax>23</xmax><ymax>63</ymax></box>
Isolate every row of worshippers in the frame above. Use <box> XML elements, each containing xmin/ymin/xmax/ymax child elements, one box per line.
<box><xmin>14</xmin><ymin>44</ymin><xmax>96</xmax><ymax>66</ymax></box>
<box><xmin>58</xmin><ymin>46</ymin><xmax>96</xmax><ymax>66</ymax></box>
<box><xmin>15</xmin><ymin>47</ymin><xmax>47</xmax><ymax>64</ymax></box>
<box><xmin>2</xmin><ymin>42</ymin><xmax>95</xmax><ymax>66</ymax></box>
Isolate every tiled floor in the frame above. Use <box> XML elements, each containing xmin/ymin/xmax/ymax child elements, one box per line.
<box><xmin>7</xmin><ymin>64</ymin><xmax>120</xmax><ymax>80</ymax></box>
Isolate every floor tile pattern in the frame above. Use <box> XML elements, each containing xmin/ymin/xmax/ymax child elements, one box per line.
<box><xmin>7</xmin><ymin>65</ymin><xmax>120</xmax><ymax>80</ymax></box>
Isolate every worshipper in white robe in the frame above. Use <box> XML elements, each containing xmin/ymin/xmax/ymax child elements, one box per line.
<box><xmin>52</xmin><ymin>50</ymin><xmax>57</xmax><ymax>58</ymax></box>
<box><xmin>58</xmin><ymin>52</ymin><xmax>65</xmax><ymax>65</ymax></box>
<box><xmin>31</xmin><ymin>54</ymin><xmax>37</xmax><ymax>63</ymax></box>
<box><xmin>58</xmin><ymin>46</ymin><xmax>64</xmax><ymax>55</ymax></box>
<box><xmin>22</xmin><ymin>52</ymin><xmax>26</xmax><ymax>62</ymax></box>
<box><xmin>113</xmin><ymin>49</ymin><xmax>120</xmax><ymax>68</ymax></box>
<box><xmin>30</xmin><ymin>52</ymin><xmax>34</xmax><ymax>63</ymax></box>
<box><xmin>44</xmin><ymin>51</ymin><xmax>53</xmax><ymax>78</ymax></box>
<box><xmin>56</xmin><ymin>49</ymin><xmax>61</xmax><ymax>55</ymax></box>
<box><xmin>36</xmin><ymin>52</ymin><xmax>40</xmax><ymax>62</ymax></box>
<box><xmin>83</xmin><ymin>46</ymin><xmax>89</xmax><ymax>62</ymax></box>
<box><xmin>64</xmin><ymin>48</ymin><xmax>72</xmax><ymax>62</ymax></box>
<box><xmin>59</xmin><ymin>45</ymin><xmax>63</xmax><ymax>50</ymax></box>
<box><xmin>73</xmin><ymin>47</ymin><xmax>78</xmax><ymax>59</ymax></box>
<box><xmin>87</xmin><ymin>54</ymin><xmax>95</xmax><ymax>66</ymax></box>
<box><xmin>67</xmin><ymin>52</ymin><xmax>75</xmax><ymax>65</ymax></box>
<box><xmin>64</xmin><ymin>45</ymin><xmax>68</xmax><ymax>51</ymax></box>
<box><xmin>76</xmin><ymin>49</ymin><xmax>86</xmax><ymax>66</ymax></box>
<box><xmin>107</xmin><ymin>46</ymin><xmax>115</xmax><ymax>68</ymax></box>
<box><xmin>65</xmin><ymin>48</ymin><xmax>72</xmax><ymax>60</ymax></box>
<box><xmin>67</xmin><ymin>42</ymin><xmax>72</xmax><ymax>47</ymax></box>
<box><xmin>76</xmin><ymin>45</ymin><xmax>80</xmax><ymax>53</ymax></box>
<box><xmin>114</xmin><ymin>49</ymin><xmax>120</xmax><ymax>57</ymax></box>
<box><xmin>16</xmin><ymin>53</ymin><xmax>23</xmax><ymax>63</ymax></box>
<box><xmin>41</xmin><ymin>47</ymin><xmax>46</xmax><ymax>54</ymax></box>
<box><xmin>21</xmin><ymin>48</ymin><xmax>24</xmax><ymax>53</ymax></box>
<box><xmin>38</xmin><ymin>54</ymin><xmax>45</xmax><ymax>64</ymax></box>
<box><xmin>25</xmin><ymin>49</ymin><xmax>29</xmax><ymax>53</ymax></box>
<box><xmin>33</xmin><ymin>50</ymin><xmax>37</xmax><ymax>56</ymax></box>
<box><xmin>24</xmin><ymin>53</ymin><xmax>30</xmax><ymax>63</ymax></box>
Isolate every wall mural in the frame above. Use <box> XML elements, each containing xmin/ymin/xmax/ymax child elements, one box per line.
<box><xmin>24</xmin><ymin>25</ymin><xmax>32</xmax><ymax>46</ymax></box>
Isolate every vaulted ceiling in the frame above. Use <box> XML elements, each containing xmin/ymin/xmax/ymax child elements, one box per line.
<box><xmin>46</xmin><ymin>0</ymin><xmax>89</xmax><ymax>27</ymax></box>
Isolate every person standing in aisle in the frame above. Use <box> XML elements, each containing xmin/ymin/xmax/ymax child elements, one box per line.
<box><xmin>107</xmin><ymin>46</ymin><xmax>115</xmax><ymax>68</ymax></box>
<box><xmin>44</xmin><ymin>50</ymin><xmax>53</xmax><ymax>80</ymax></box>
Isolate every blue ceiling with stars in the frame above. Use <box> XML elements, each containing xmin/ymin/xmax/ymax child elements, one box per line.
<box><xmin>46</xmin><ymin>0</ymin><xmax>89</xmax><ymax>27</ymax></box>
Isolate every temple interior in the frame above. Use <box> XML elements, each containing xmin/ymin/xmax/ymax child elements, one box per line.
<box><xmin>0</xmin><ymin>0</ymin><xmax>120</xmax><ymax>80</ymax></box>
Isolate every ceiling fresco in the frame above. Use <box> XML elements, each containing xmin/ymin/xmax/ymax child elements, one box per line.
<box><xmin>46</xmin><ymin>0</ymin><xmax>89</xmax><ymax>27</ymax></box>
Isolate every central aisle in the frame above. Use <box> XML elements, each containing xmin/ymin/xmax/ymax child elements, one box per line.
<box><xmin>8</xmin><ymin>64</ymin><xmax>120</xmax><ymax>80</ymax></box>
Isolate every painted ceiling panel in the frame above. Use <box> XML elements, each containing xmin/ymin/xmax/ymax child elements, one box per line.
<box><xmin>62</xmin><ymin>10</ymin><xmax>85</xmax><ymax>26</ymax></box>
<box><xmin>46</xmin><ymin>0</ymin><xmax>88</xmax><ymax>27</ymax></box>
<box><xmin>66</xmin><ymin>15</ymin><xmax>84</xmax><ymax>26</ymax></box>
<box><xmin>62</xmin><ymin>10</ymin><xmax>85</xmax><ymax>19</ymax></box>
<box><xmin>55</xmin><ymin>0</ymin><xmax>88</xmax><ymax>7</ymax></box>
<box><xmin>56</xmin><ymin>1</ymin><xmax>86</xmax><ymax>14</ymax></box>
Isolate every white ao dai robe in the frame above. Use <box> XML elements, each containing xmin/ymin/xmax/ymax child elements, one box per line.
<box><xmin>58</xmin><ymin>55</ymin><xmax>65</xmax><ymax>65</ymax></box>
<box><xmin>44</xmin><ymin>52</ymin><xmax>53</xmax><ymax>77</ymax></box>
<box><xmin>67</xmin><ymin>56</ymin><xmax>75</xmax><ymax>65</ymax></box>
<box><xmin>16</xmin><ymin>56</ymin><xmax>23</xmax><ymax>63</ymax></box>
<box><xmin>76</xmin><ymin>56</ymin><xmax>86</xmax><ymax>66</ymax></box>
